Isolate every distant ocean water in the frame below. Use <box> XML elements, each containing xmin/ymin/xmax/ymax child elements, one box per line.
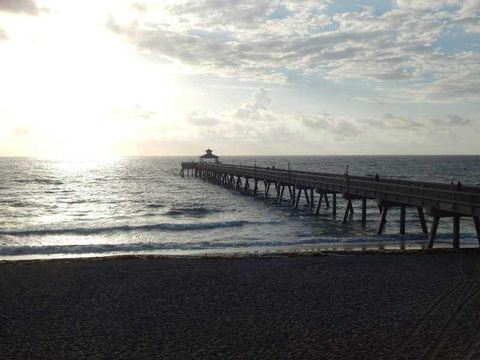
<box><xmin>1</xmin><ymin>156</ymin><xmax>479</xmax><ymax>259</ymax></box>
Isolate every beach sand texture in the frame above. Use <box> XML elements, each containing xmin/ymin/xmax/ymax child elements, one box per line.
<box><xmin>1</xmin><ymin>253</ymin><xmax>480</xmax><ymax>359</ymax></box>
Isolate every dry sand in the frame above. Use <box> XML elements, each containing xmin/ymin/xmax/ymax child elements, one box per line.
<box><xmin>1</xmin><ymin>252</ymin><xmax>480</xmax><ymax>359</ymax></box>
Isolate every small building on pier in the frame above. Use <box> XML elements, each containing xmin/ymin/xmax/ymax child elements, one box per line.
<box><xmin>199</xmin><ymin>149</ymin><xmax>219</xmax><ymax>164</ymax></box>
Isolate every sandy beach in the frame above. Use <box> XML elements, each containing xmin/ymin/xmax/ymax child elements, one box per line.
<box><xmin>1</xmin><ymin>252</ymin><xmax>480</xmax><ymax>359</ymax></box>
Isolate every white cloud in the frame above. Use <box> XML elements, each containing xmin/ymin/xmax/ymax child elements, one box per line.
<box><xmin>186</xmin><ymin>109</ymin><xmax>220</xmax><ymax>126</ymax></box>
<box><xmin>302</xmin><ymin>113</ymin><xmax>362</xmax><ymax>138</ymax></box>
<box><xmin>454</xmin><ymin>0</ymin><xmax>480</xmax><ymax>32</ymax></box>
<box><xmin>363</xmin><ymin>113</ymin><xmax>422</xmax><ymax>129</ymax></box>
<box><xmin>396</xmin><ymin>0</ymin><xmax>459</xmax><ymax>10</ymax></box>
<box><xmin>185</xmin><ymin>88</ymin><xmax>478</xmax><ymax>151</ymax></box>
<box><xmin>108</xmin><ymin>1</ymin><xmax>480</xmax><ymax>103</ymax></box>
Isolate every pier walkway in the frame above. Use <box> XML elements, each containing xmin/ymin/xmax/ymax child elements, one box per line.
<box><xmin>181</xmin><ymin>162</ymin><xmax>480</xmax><ymax>248</ymax></box>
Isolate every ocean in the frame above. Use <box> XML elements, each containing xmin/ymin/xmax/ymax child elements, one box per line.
<box><xmin>1</xmin><ymin>156</ymin><xmax>479</xmax><ymax>259</ymax></box>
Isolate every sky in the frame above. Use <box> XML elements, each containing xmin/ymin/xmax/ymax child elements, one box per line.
<box><xmin>0</xmin><ymin>0</ymin><xmax>479</xmax><ymax>157</ymax></box>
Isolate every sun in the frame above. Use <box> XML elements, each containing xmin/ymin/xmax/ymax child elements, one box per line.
<box><xmin>41</xmin><ymin>124</ymin><xmax>119</xmax><ymax>161</ymax></box>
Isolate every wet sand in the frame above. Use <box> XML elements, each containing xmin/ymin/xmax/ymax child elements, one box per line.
<box><xmin>1</xmin><ymin>252</ymin><xmax>480</xmax><ymax>359</ymax></box>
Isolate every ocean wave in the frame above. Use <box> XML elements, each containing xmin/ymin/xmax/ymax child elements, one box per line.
<box><xmin>0</xmin><ymin>220</ymin><xmax>260</xmax><ymax>237</ymax></box>
<box><xmin>1</xmin><ymin>233</ymin><xmax>478</xmax><ymax>256</ymax></box>
<box><xmin>146</xmin><ymin>203</ymin><xmax>164</xmax><ymax>208</ymax></box>
<box><xmin>14</xmin><ymin>178</ymin><xmax>63</xmax><ymax>185</ymax></box>
<box><xmin>164</xmin><ymin>207</ymin><xmax>221</xmax><ymax>216</ymax></box>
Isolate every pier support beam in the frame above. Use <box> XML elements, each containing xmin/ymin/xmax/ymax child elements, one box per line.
<box><xmin>314</xmin><ymin>192</ymin><xmax>335</xmax><ymax>216</ymax></box>
<box><xmin>361</xmin><ymin>199</ymin><xmax>367</xmax><ymax>227</ymax></box>
<box><xmin>427</xmin><ymin>216</ymin><xmax>440</xmax><ymax>249</ymax></box>
<box><xmin>295</xmin><ymin>188</ymin><xmax>301</xmax><ymax>209</ymax></box>
<box><xmin>243</xmin><ymin>178</ymin><xmax>250</xmax><ymax>193</ymax></box>
<box><xmin>377</xmin><ymin>207</ymin><xmax>389</xmax><ymax>235</ymax></box>
<box><xmin>236</xmin><ymin>177</ymin><xmax>242</xmax><ymax>189</ymax></box>
<box><xmin>324</xmin><ymin>194</ymin><xmax>330</xmax><ymax>209</ymax></box>
<box><xmin>418</xmin><ymin>207</ymin><xmax>428</xmax><ymax>234</ymax></box>
<box><xmin>342</xmin><ymin>194</ymin><xmax>374</xmax><ymax>223</ymax></box>
<box><xmin>264</xmin><ymin>182</ymin><xmax>271</xmax><ymax>199</ymax></box>
<box><xmin>343</xmin><ymin>200</ymin><xmax>354</xmax><ymax>224</ymax></box>
<box><xmin>277</xmin><ymin>185</ymin><xmax>285</xmax><ymax>204</ymax></box>
<box><xmin>453</xmin><ymin>216</ymin><xmax>460</xmax><ymax>249</ymax></box>
<box><xmin>310</xmin><ymin>189</ymin><xmax>314</xmax><ymax>209</ymax></box>
<box><xmin>332</xmin><ymin>193</ymin><xmax>337</xmax><ymax>217</ymax></box>
<box><xmin>474</xmin><ymin>217</ymin><xmax>480</xmax><ymax>245</ymax></box>
<box><xmin>315</xmin><ymin>193</ymin><xmax>323</xmax><ymax>216</ymax></box>
<box><xmin>304</xmin><ymin>189</ymin><xmax>310</xmax><ymax>204</ymax></box>
<box><xmin>425</xmin><ymin>208</ymin><xmax>468</xmax><ymax>249</ymax></box>
<box><xmin>400</xmin><ymin>206</ymin><xmax>406</xmax><ymax>235</ymax></box>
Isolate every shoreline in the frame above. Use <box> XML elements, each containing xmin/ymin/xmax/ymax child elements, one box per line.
<box><xmin>1</xmin><ymin>246</ymin><xmax>480</xmax><ymax>264</ymax></box>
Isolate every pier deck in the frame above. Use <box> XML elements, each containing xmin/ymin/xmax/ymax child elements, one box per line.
<box><xmin>181</xmin><ymin>162</ymin><xmax>480</xmax><ymax>248</ymax></box>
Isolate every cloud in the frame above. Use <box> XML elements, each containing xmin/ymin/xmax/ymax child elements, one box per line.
<box><xmin>301</xmin><ymin>113</ymin><xmax>362</xmax><ymax>138</ymax></box>
<box><xmin>167</xmin><ymin>0</ymin><xmax>275</xmax><ymax>30</ymax></box>
<box><xmin>0</xmin><ymin>27</ymin><xmax>7</xmax><ymax>40</ymax></box>
<box><xmin>181</xmin><ymin>88</ymin><xmax>478</xmax><ymax>153</ymax></box>
<box><xmin>363</xmin><ymin>113</ymin><xmax>422</xmax><ymax>129</ymax></box>
<box><xmin>362</xmin><ymin>113</ymin><xmax>473</xmax><ymax>133</ymax></box>
<box><xmin>188</xmin><ymin>88</ymin><xmax>276</xmax><ymax>132</ymax></box>
<box><xmin>129</xmin><ymin>104</ymin><xmax>156</xmax><ymax>119</ymax></box>
<box><xmin>108</xmin><ymin>104</ymin><xmax>156</xmax><ymax>120</ymax></box>
<box><xmin>186</xmin><ymin>109</ymin><xmax>221</xmax><ymax>126</ymax></box>
<box><xmin>417</xmin><ymin>114</ymin><xmax>471</xmax><ymax>128</ymax></box>
<box><xmin>108</xmin><ymin>2</ymin><xmax>480</xmax><ymax>102</ymax></box>
<box><xmin>232</xmin><ymin>88</ymin><xmax>274</xmax><ymax>120</ymax></box>
<box><xmin>187</xmin><ymin>88</ymin><xmax>477</xmax><ymax>145</ymax></box>
<box><xmin>186</xmin><ymin>88</ymin><xmax>299</xmax><ymax>144</ymax></box>
<box><xmin>0</xmin><ymin>0</ymin><xmax>39</xmax><ymax>15</ymax></box>
<box><xmin>453</xmin><ymin>0</ymin><xmax>480</xmax><ymax>33</ymax></box>
<box><xmin>395</xmin><ymin>0</ymin><xmax>458</xmax><ymax>10</ymax></box>
<box><xmin>404</xmin><ymin>52</ymin><xmax>480</xmax><ymax>103</ymax></box>
<box><xmin>354</xmin><ymin>96</ymin><xmax>404</xmax><ymax>104</ymax></box>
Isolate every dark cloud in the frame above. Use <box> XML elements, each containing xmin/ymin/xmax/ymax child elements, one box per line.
<box><xmin>0</xmin><ymin>0</ymin><xmax>39</xmax><ymax>15</ymax></box>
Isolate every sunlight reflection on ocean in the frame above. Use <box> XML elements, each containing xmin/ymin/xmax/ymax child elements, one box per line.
<box><xmin>0</xmin><ymin>156</ymin><xmax>479</xmax><ymax>259</ymax></box>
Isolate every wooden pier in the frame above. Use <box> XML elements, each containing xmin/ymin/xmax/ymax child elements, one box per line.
<box><xmin>181</xmin><ymin>162</ymin><xmax>480</xmax><ymax>249</ymax></box>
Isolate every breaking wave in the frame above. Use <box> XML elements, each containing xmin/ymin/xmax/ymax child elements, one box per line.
<box><xmin>1</xmin><ymin>233</ymin><xmax>477</xmax><ymax>257</ymax></box>
<box><xmin>0</xmin><ymin>220</ymin><xmax>266</xmax><ymax>237</ymax></box>
<box><xmin>164</xmin><ymin>207</ymin><xmax>221</xmax><ymax>216</ymax></box>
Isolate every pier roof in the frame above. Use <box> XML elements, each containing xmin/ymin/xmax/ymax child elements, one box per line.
<box><xmin>199</xmin><ymin>149</ymin><xmax>219</xmax><ymax>159</ymax></box>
